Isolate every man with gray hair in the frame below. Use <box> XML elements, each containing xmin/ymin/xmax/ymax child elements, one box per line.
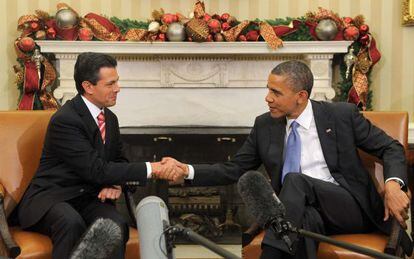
<box><xmin>157</xmin><ymin>60</ymin><xmax>409</xmax><ymax>258</ymax></box>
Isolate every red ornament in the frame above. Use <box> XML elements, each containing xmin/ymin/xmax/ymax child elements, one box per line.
<box><xmin>203</xmin><ymin>14</ymin><xmax>212</xmax><ymax>22</ymax></box>
<box><xmin>343</xmin><ymin>17</ymin><xmax>353</xmax><ymax>26</ymax></box>
<box><xmin>207</xmin><ymin>34</ymin><xmax>213</xmax><ymax>42</ymax></box>
<box><xmin>187</xmin><ymin>36</ymin><xmax>193</xmax><ymax>42</ymax></box>
<box><xmin>221</xmin><ymin>13</ymin><xmax>230</xmax><ymax>22</ymax></box>
<box><xmin>30</xmin><ymin>22</ymin><xmax>40</xmax><ymax>32</ymax></box>
<box><xmin>19</xmin><ymin>37</ymin><xmax>35</xmax><ymax>52</ymax></box>
<box><xmin>359</xmin><ymin>34</ymin><xmax>370</xmax><ymax>46</ymax></box>
<box><xmin>246</xmin><ymin>30</ymin><xmax>259</xmax><ymax>41</ymax></box>
<box><xmin>78</xmin><ymin>27</ymin><xmax>93</xmax><ymax>41</ymax></box>
<box><xmin>238</xmin><ymin>35</ymin><xmax>247</xmax><ymax>41</ymax></box>
<box><xmin>208</xmin><ymin>19</ymin><xmax>221</xmax><ymax>33</ymax></box>
<box><xmin>221</xmin><ymin>22</ymin><xmax>231</xmax><ymax>31</ymax></box>
<box><xmin>46</xmin><ymin>27</ymin><xmax>56</xmax><ymax>39</ymax></box>
<box><xmin>162</xmin><ymin>13</ymin><xmax>178</xmax><ymax>25</ymax></box>
<box><xmin>343</xmin><ymin>26</ymin><xmax>359</xmax><ymax>41</ymax></box>
<box><xmin>157</xmin><ymin>33</ymin><xmax>166</xmax><ymax>41</ymax></box>
<box><xmin>359</xmin><ymin>24</ymin><xmax>369</xmax><ymax>35</ymax></box>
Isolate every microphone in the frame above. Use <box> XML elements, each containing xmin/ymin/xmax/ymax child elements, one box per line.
<box><xmin>136</xmin><ymin>196</ymin><xmax>175</xmax><ymax>259</ymax></box>
<box><xmin>70</xmin><ymin>218</ymin><xmax>122</xmax><ymax>259</ymax></box>
<box><xmin>237</xmin><ymin>170</ymin><xmax>293</xmax><ymax>251</ymax></box>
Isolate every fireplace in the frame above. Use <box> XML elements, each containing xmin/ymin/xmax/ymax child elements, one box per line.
<box><xmin>118</xmin><ymin>127</ymin><xmax>254</xmax><ymax>243</ymax></box>
<box><xmin>36</xmin><ymin>40</ymin><xmax>352</xmax><ymax>244</ymax></box>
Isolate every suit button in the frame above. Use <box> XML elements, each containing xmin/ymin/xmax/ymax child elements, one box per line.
<box><xmin>80</xmin><ymin>188</ymin><xmax>84</xmax><ymax>193</ymax></box>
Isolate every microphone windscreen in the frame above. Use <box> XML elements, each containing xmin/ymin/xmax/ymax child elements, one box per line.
<box><xmin>136</xmin><ymin>196</ymin><xmax>173</xmax><ymax>259</ymax></box>
<box><xmin>237</xmin><ymin>171</ymin><xmax>285</xmax><ymax>226</ymax></box>
<box><xmin>70</xmin><ymin>218</ymin><xmax>122</xmax><ymax>259</ymax></box>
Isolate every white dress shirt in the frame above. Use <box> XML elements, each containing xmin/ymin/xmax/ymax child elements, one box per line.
<box><xmin>81</xmin><ymin>95</ymin><xmax>153</xmax><ymax>178</ymax></box>
<box><xmin>286</xmin><ymin>100</ymin><xmax>338</xmax><ymax>184</ymax></box>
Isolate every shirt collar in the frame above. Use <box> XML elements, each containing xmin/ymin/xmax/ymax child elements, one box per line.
<box><xmin>81</xmin><ymin>95</ymin><xmax>104</xmax><ymax>120</ymax></box>
<box><xmin>286</xmin><ymin>99</ymin><xmax>313</xmax><ymax>130</ymax></box>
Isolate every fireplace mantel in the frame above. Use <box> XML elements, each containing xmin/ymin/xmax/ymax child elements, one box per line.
<box><xmin>37</xmin><ymin>41</ymin><xmax>352</xmax><ymax>128</ymax></box>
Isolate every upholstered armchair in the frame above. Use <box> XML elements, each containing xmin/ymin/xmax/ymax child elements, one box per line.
<box><xmin>242</xmin><ymin>111</ymin><xmax>413</xmax><ymax>259</ymax></box>
<box><xmin>0</xmin><ymin>111</ymin><xmax>140</xmax><ymax>259</ymax></box>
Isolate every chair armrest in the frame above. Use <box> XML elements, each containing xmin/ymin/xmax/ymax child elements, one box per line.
<box><xmin>123</xmin><ymin>183</ymin><xmax>138</xmax><ymax>228</ymax></box>
<box><xmin>0</xmin><ymin>184</ymin><xmax>21</xmax><ymax>258</ymax></box>
<box><xmin>242</xmin><ymin>222</ymin><xmax>263</xmax><ymax>247</ymax></box>
<box><xmin>384</xmin><ymin>218</ymin><xmax>413</xmax><ymax>257</ymax></box>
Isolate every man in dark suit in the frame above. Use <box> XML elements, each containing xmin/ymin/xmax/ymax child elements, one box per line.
<box><xmin>18</xmin><ymin>52</ymin><xmax>176</xmax><ymax>259</ymax></box>
<box><xmin>159</xmin><ymin>60</ymin><xmax>410</xmax><ymax>258</ymax></box>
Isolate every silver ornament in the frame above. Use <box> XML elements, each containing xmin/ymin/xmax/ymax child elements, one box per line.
<box><xmin>55</xmin><ymin>8</ymin><xmax>79</xmax><ymax>29</ymax></box>
<box><xmin>315</xmin><ymin>19</ymin><xmax>338</xmax><ymax>41</ymax></box>
<box><xmin>167</xmin><ymin>22</ymin><xmax>186</xmax><ymax>42</ymax></box>
<box><xmin>344</xmin><ymin>46</ymin><xmax>357</xmax><ymax>79</ymax></box>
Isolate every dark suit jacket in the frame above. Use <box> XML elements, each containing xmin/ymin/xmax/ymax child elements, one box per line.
<box><xmin>18</xmin><ymin>94</ymin><xmax>148</xmax><ymax>229</ymax></box>
<box><xmin>192</xmin><ymin>100</ymin><xmax>407</xmax><ymax>231</ymax></box>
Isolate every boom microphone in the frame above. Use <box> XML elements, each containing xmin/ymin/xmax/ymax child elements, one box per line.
<box><xmin>237</xmin><ymin>170</ymin><xmax>293</xmax><ymax>250</ymax></box>
<box><xmin>70</xmin><ymin>218</ymin><xmax>122</xmax><ymax>259</ymax></box>
<box><xmin>136</xmin><ymin>196</ymin><xmax>174</xmax><ymax>259</ymax></box>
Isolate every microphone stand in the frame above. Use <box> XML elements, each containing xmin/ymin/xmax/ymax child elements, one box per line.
<box><xmin>269</xmin><ymin>217</ymin><xmax>400</xmax><ymax>259</ymax></box>
<box><xmin>165</xmin><ymin>225</ymin><xmax>241</xmax><ymax>259</ymax></box>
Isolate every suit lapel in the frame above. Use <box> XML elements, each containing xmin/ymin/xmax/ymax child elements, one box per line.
<box><xmin>311</xmin><ymin>100</ymin><xmax>338</xmax><ymax>173</ymax></box>
<box><xmin>267</xmin><ymin>116</ymin><xmax>286</xmax><ymax>193</ymax></box>
<box><xmin>72</xmin><ymin>95</ymin><xmax>105</xmax><ymax>157</ymax></box>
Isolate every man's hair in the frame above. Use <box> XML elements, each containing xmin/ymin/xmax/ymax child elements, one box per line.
<box><xmin>271</xmin><ymin>60</ymin><xmax>314</xmax><ymax>96</ymax></box>
<box><xmin>74</xmin><ymin>52</ymin><xmax>117</xmax><ymax>95</ymax></box>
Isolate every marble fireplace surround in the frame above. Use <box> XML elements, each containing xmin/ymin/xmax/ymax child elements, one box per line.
<box><xmin>36</xmin><ymin>41</ymin><xmax>352</xmax><ymax>128</ymax></box>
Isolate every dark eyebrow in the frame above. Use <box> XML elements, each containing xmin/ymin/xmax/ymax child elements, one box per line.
<box><xmin>106</xmin><ymin>77</ymin><xmax>119</xmax><ymax>85</ymax></box>
<box><xmin>267</xmin><ymin>85</ymin><xmax>282</xmax><ymax>95</ymax></box>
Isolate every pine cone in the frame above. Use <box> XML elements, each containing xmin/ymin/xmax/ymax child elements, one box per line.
<box><xmin>35</xmin><ymin>9</ymin><xmax>50</xmax><ymax>20</ymax></box>
<box><xmin>186</xmin><ymin>18</ymin><xmax>209</xmax><ymax>42</ymax></box>
<box><xmin>152</xmin><ymin>8</ymin><xmax>165</xmax><ymax>21</ymax></box>
<box><xmin>353</xmin><ymin>15</ymin><xmax>365</xmax><ymax>28</ymax></box>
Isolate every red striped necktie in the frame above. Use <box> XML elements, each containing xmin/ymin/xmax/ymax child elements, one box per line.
<box><xmin>97</xmin><ymin>111</ymin><xmax>106</xmax><ymax>144</ymax></box>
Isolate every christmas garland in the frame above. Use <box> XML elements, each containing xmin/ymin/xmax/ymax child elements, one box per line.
<box><xmin>14</xmin><ymin>2</ymin><xmax>380</xmax><ymax>110</ymax></box>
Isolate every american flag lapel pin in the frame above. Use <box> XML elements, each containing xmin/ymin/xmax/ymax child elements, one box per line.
<box><xmin>326</xmin><ymin>128</ymin><xmax>332</xmax><ymax>133</ymax></box>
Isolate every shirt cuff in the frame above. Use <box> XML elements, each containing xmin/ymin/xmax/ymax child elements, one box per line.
<box><xmin>187</xmin><ymin>165</ymin><xmax>195</xmax><ymax>180</ymax></box>
<box><xmin>385</xmin><ymin>177</ymin><xmax>405</xmax><ymax>187</ymax></box>
<box><xmin>145</xmin><ymin>162</ymin><xmax>152</xmax><ymax>179</ymax></box>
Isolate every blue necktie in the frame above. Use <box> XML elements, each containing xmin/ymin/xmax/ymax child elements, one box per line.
<box><xmin>281</xmin><ymin>121</ymin><xmax>301</xmax><ymax>183</ymax></box>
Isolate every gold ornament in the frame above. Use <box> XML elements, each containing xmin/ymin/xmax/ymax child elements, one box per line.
<box><xmin>344</xmin><ymin>46</ymin><xmax>356</xmax><ymax>79</ymax></box>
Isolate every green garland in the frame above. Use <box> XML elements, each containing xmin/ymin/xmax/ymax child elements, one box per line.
<box><xmin>110</xmin><ymin>16</ymin><xmax>369</xmax><ymax>109</ymax></box>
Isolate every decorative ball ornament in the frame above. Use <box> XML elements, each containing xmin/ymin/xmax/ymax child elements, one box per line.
<box><xmin>221</xmin><ymin>13</ymin><xmax>230</xmax><ymax>22</ymax></box>
<box><xmin>162</xmin><ymin>13</ymin><xmax>178</xmax><ymax>25</ymax></box>
<box><xmin>214</xmin><ymin>33</ymin><xmax>224</xmax><ymax>42</ymax></box>
<box><xmin>246</xmin><ymin>30</ymin><xmax>259</xmax><ymax>41</ymax></box>
<box><xmin>148</xmin><ymin>21</ymin><xmax>160</xmax><ymax>33</ymax></box>
<box><xmin>221</xmin><ymin>22</ymin><xmax>231</xmax><ymax>31</ymax></box>
<box><xmin>359</xmin><ymin>24</ymin><xmax>369</xmax><ymax>35</ymax></box>
<box><xmin>78</xmin><ymin>27</ymin><xmax>93</xmax><ymax>41</ymax></box>
<box><xmin>203</xmin><ymin>14</ymin><xmax>212</xmax><ymax>22</ymax></box>
<box><xmin>343</xmin><ymin>26</ymin><xmax>360</xmax><ymax>41</ymax></box>
<box><xmin>343</xmin><ymin>46</ymin><xmax>356</xmax><ymax>79</ymax></box>
<box><xmin>55</xmin><ymin>8</ymin><xmax>79</xmax><ymax>29</ymax></box>
<box><xmin>46</xmin><ymin>27</ymin><xmax>57</xmax><ymax>39</ymax></box>
<box><xmin>343</xmin><ymin>17</ymin><xmax>353</xmax><ymax>26</ymax></box>
<box><xmin>30</xmin><ymin>22</ymin><xmax>40</xmax><ymax>31</ymax></box>
<box><xmin>359</xmin><ymin>34</ymin><xmax>370</xmax><ymax>46</ymax></box>
<box><xmin>166</xmin><ymin>22</ymin><xmax>186</xmax><ymax>41</ymax></box>
<box><xmin>315</xmin><ymin>19</ymin><xmax>338</xmax><ymax>40</ymax></box>
<box><xmin>19</xmin><ymin>37</ymin><xmax>35</xmax><ymax>52</ymax></box>
<box><xmin>208</xmin><ymin>19</ymin><xmax>221</xmax><ymax>33</ymax></box>
<box><xmin>35</xmin><ymin>30</ymin><xmax>46</xmax><ymax>40</ymax></box>
<box><xmin>238</xmin><ymin>35</ymin><xmax>247</xmax><ymax>41</ymax></box>
<box><xmin>158</xmin><ymin>33</ymin><xmax>166</xmax><ymax>41</ymax></box>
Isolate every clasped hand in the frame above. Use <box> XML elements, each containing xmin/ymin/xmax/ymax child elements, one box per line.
<box><xmin>151</xmin><ymin>157</ymin><xmax>189</xmax><ymax>185</ymax></box>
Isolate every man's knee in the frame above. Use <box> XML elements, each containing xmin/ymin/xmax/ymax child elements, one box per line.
<box><xmin>283</xmin><ymin>173</ymin><xmax>308</xmax><ymax>186</ymax></box>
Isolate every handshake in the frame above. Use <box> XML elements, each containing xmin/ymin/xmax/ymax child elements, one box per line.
<box><xmin>150</xmin><ymin>157</ymin><xmax>189</xmax><ymax>185</ymax></box>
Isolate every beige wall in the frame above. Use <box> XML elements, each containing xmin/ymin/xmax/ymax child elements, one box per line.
<box><xmin>1</xmin><ymin>0</ymin><xmax>414</xmax><ymax>121</ymax></box>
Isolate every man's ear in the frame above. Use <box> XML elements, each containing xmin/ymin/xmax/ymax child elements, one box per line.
<box><xmin>297</xmin><ymin>90</ymin><xmax>309</xmax><ymax>104</ymax></box>
<box><xmin>82</xmin><ymin>81</ymin><xmax>93</xmax><ymax>95</ymax></box>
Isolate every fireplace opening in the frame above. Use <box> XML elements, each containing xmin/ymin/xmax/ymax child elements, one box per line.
<box><xmin>117</xmin><ymin>127</ymin><xmax>256</xmax><ymax>244</ymax></box>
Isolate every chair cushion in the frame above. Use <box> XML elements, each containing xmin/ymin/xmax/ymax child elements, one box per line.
<box><xmin>317</xmin><ymin>233</ymin><xmax>388</xmax><ymax>259</ymax></box>
<box><xmin>11</xmin><ymin>226</ymin><xmax>140</xmax><ymax>259</ymax></box>
<box><xmin>242</xmin><ymin>232</ymin><xmax>388</xmax><ymax>259</ymax></box>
